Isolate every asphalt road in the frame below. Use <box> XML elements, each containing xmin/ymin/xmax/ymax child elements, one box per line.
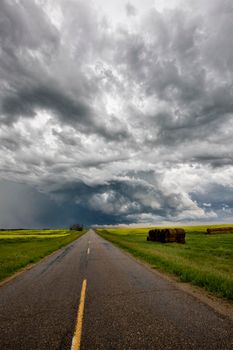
<box><xmin>0</xmin><ymin>229</ymin><xmax>233</xmax><ymax>350</ymax></box>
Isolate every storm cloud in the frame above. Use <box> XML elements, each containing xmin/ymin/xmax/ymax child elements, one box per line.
<box><xmin>0</xmin><ymin>0</ymin><xmax>233</xmax><ymax>227</ymax></box>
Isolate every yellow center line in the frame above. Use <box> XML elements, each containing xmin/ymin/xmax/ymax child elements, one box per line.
<box><xmin>71</xmin><ymin>279</ymin><xmax>87</xmax><ymax>350</ymax></box>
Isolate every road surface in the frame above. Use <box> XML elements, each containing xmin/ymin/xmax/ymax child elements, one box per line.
<box><xmin>0</xmin><ymin>229</ymin><xmax>232</xmax><ymax>349</ymax></box>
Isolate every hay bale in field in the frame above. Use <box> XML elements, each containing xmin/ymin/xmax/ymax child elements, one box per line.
<box><xmin>160</xmin><ymin>229</ymin><xmax>173</xmax><ymax>243</ymax></box>
<box><xmin>167</xmin><ymin>229</ymin><xmax>177</xmax><ymax>242</ymax></box>
<box><xmin>148</xmin><ymin>229</ymin><xmax>160</xmax><ymax>241</ymax></box>
<box><xmin>147</xmin><ymin>230</ymin><xmax>155</xmax><ymax>241</ymax></box>
<box><xmin>206</xmin><ymin>227</ymin><xmax>233</xmax><ymax>234</ymax></box>
<box><xmin>147</xmin><ymin>227</ymin><xmax>186</xmax><ymax>243</ymax></box>
<box><xmin>162</xmin><ymin>228</ymin><xmax>186</xmax><ymax>243</ymax></box>
<box><xmin>158</xmin><ymin>229</ymin><xmax>165</xmax><ymax>242</ymax></box>
<box><xmin>175</xmin><ymin>228</ymin><xmax>186</xmax><ymax>243</ymax></box>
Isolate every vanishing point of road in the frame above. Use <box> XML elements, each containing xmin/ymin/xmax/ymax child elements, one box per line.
<box><xmin>0</xmin><ymin>230</ymin><xmax>232</xmax><ymax>349</ymax></box>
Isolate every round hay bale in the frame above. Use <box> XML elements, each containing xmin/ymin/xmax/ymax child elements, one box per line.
<box><xmin>175</xmin><ymin>228</ymin><xmax>185</xmax><ymax>235</ymax></box>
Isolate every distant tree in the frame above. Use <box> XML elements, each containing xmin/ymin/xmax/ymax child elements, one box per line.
<box><xmin>70</xmin><ymin>224</ymin><xmax>83</xmax><ymax>231</ymax></box>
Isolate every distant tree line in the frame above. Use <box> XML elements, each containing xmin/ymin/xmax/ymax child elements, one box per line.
<box><xmin>0</xmin><ymin>228</ymin><xmax>25</xmax><ymax>231</ymax></box>
<box><xmin>69</xmin><ymin>224</ymin><xmax>84</xmax><ymax>231</ymax></box>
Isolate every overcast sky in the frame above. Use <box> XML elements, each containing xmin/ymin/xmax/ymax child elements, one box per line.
<box><xmin>0</xmin><ymin>0</ymin><xmax>233</xmax><ymax>228</ymax></box>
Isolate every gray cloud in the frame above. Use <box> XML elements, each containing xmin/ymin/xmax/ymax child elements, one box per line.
<box><xmin>0</xmin><ymin>0</ymin><xmax>233</xmax><ymax>226</ymax></box>
<box><xmin>125</xmin><ymin>3</ymin><xmax>137</xmax><ymax>17</ymax></box>
<box><xmin>2</xmin><ymin>85</ymin><xmax>92</xmax><ymax>124</ymax></box>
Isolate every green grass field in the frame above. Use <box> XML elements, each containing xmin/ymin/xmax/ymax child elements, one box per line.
<box><xmin>0</xmin><ymin>229</ymin><xmax>86</xmax><ymax>282</ymax></box>
<box><xmin>96</xmin><ymin>224</ymin><xmax>233</xmax><ymax>300</ymax></box>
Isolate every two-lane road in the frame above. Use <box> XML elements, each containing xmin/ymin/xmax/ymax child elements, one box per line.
<box><xmin>0</xmin><ymin>230</ymin><xmax>233</xmax><ymax>349</ymax></box>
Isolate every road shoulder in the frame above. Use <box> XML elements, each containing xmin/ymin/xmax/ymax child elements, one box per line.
<box><xmin>0</xmin><ymin>230</ymin><xmax>87</xmax><ymax>288</ymax></box>
<box><xmin>95</xmin><ymin>230</ymin><xmax>233</xmax><ymax>321</ymax></box>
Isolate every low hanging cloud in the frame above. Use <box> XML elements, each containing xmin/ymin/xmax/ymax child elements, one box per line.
<box><xmin>0</xmin><ymin>0</ymin><xmax>233</xmax><ymax>227</ymax></box>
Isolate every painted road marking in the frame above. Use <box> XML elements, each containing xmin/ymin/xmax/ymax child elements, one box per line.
<box><xmin>87</xmin><ymin>247</ymin><xmax>90</xmax><ymax>255</ymax></box>
<box><xmin>71</xmin><ymin>279</ymin><xmax>87</xmax><ymax>350</ymax></box>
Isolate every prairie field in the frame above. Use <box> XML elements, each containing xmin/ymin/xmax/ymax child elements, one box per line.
<box><xmin>0</xmin><ymin>229</ymin><xmax>85</xmax><ymax>282</ymax></box>
<box><xmin>96</xmin><ymin>225</ymin><xmax>233</xmax><ymax>300</ymax></box>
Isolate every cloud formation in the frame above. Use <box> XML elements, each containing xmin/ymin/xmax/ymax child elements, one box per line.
<box><xmin>0</xmin><ymin>0</ymin><xmax>233</xmax><ymax>227</ymax></box>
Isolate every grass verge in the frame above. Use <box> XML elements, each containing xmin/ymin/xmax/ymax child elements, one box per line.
<box><xmin>96</xmin><ymin>225</ymin><xmax>233</xmax><ymax>300</ymax></box>
<box><xmin>0</xmin><ymin>229</ymin><xmax>86</xmax><ymax>282</ymax></box>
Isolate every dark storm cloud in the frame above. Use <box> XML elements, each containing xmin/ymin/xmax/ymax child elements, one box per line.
<box><xmin>2</xmin><ymin>86</ymin><xmax>91</xmax><ymax>124</ymax></box>
<box><xmin>191</xmin><ymin>184</ymin><xmax>233</xmax><ymax>211</ymax></box>
<box><xmin>0</xmin><ymin>180</ymin><xmax>66</xmax><ymax>228</ymax></box>
<box><xmin>0</xmin><ymin>0</ymin><xmax>233</xmax><ymax>226</ymax></box>
<box><xmin>191</xmin><ymin>183</ymin><xmax>233</xmax><ymax>222</ymax></box>
<box><xmin>0</xmin><ymin>179</ymin><xmax>108</xmax><ymax>228</ymax></box>
<box><xmin>0</xmin><ymin>0</ymin><xmax>59</xmax><ymax>107</ymax></box>
<box><xmin>0</xmin><ymin>0</ymin><xmax>130</xmax><ymax>142</ymax></box>
<box><xmin>47</xmin><ymin>175</ymin><xmax>209</xmax><ymax>224</ymax></box>
<box><xmin>114</xmin><ymin>5</ymin><xmax>233</xmax><ymax>151</ymax></box>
